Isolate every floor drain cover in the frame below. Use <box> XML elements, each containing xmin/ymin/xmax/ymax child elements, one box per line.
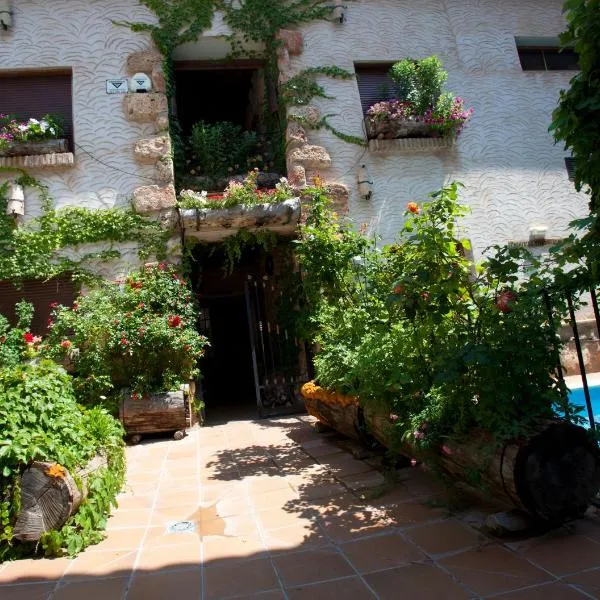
<box><xmin>166</xmin><ymin>520</ymin><xmax>196</xmax><ymax>534</ymax></box>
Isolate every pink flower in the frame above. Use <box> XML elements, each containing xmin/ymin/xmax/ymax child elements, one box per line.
<box><xmin>49</xmin><ymin>302</ymin><xmax>58</xmax><ymax>309</ymax></box>
<box><xmin>60</xmin><ymin>340</ymin><xmax>71</xmax><ymax>349</ymax></box>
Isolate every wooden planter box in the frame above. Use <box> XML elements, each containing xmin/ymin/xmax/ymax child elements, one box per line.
<box><xmin>120</xmin><ymin>389</ymin><xmax>189</xmax><ymax>444</ymax></box>
<box><xmin>0</xmin><ymin>138</ymin><xmax>69</xmax><ymax>157</ymax></box>
<box><xmin>365</xmin><ymin>116</ymin><xmax>439</xmax><ymax>141</ymax></box>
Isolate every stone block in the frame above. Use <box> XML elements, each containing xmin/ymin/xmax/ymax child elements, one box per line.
<box><xmin>127</xmin><ymin>49</ymin><xmax>163</xmax><ymax>75</ymax></box>
<box><xmin>288</xmin><ymin>164</ymin><xmax>307</xmax><ymax>187</ymax></box>
<box><xmin>155</xmin><ymin>157</ymin><xmax>174</xmax><ymax>183</ymax></box>
<box><xmin>123</xmin><ymin>93</ymin><xmax>168</xmax><ymax>123</ymax></box>
<box><xmin>152</xmin><ymin>63</ymin><xmax>166</xmax><ymax>93</ymax></box>
<box><xmin>132</xmin><ymin>184</ymin><xmax>176</xmax><ymax>213</ymax></box>
<box><xmin>286</xmin><ymin>122</ymin><xmax>307</xmax><ymax>149</ymax></box>
<box><xmin>326</xmin><ymin>183</ymin><xmax>350</xmax><ymax>215</ymax></box>
<box><xmin>288</xmin><ymin>145</ymin><xmax>332</xmax><ymax>169</ymax></box>
<box><xmin>155</xmin><ymin>112</ymin><xmax>170</xmax><ymax>133</ymax></box>
<box><xmin>276</xmin><ymin>29</ymin><xmax>304</xmax><ymax>55</ymax></box>
<box><xmin>287</xmin><ymin>105</ymin><xmax>321</xmax><ymax>128</ymax></box>
<box><xmin>134</xmin><ymin>136</ymin><xmax>171</xmax><ymax>164</ymax></box>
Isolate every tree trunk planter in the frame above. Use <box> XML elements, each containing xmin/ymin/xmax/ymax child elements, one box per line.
<box><xmin>301</xmin><ymin>382</ymin><xmax>600</xmax><ymax>522</ymax></box>
<box><xmin>0</xmin><ymin>139</ymin><xmax>69</xmax><ymax>157</ymax></box>
<box><xmin>12</xmin><ymin>455</ymin><xmax>107</xmax><ymax>542</ymax></box>
<box><xmin>365</xmin><ymin>117</ymin><xmax>438</xmax><ymax>140</ymax></box>
<box><xmin>119</xmin><ymin>389</ymin><xmax>188</xmax><ymax>444</ymax></box>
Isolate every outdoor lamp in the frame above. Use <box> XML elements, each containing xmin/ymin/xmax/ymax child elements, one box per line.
<box><xmin>357</xmin><ymin>164</ymin><xmax>373</xmax><ymax>200</ymax></box>
<box><xmin>0</xmin><ymin>1</ymin><xmax>12</xmax><ymax>31</ymax></box>
<box><xmin>6</xmin><ymin>181</ymin><xmax>24</xmax><ymax>217</ymax></box>
<box><xmin>529</xmin><ymin>225</ymin><xmax>548</xmax><ymax>245</ymax></box>
<box><xmin>333</xmin><ymin>1</ymin><xmax>346</xmax><ymax>23</ymax></box>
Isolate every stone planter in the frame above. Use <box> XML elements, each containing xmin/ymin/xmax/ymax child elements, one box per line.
<box><xmin>0</xmin><ymin>138</ymin><xmax>69</xmax><ymax>157</ymax></box>
<box><xmin>364</xmin><ymin>116</ymin><xmax>439</xmax><ymax>140</ymax></box>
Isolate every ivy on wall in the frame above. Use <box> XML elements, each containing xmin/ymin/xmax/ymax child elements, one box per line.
<box><xmin>0</xmin><ymin>174</ymin><xmax>170</xmax><ymax>285</ymax></box>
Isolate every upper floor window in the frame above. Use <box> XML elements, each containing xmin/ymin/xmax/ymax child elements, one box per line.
<box><xmin>354</xmin><ymin>63</ymin><xmax>395</xmax><ymax>115</ymax></box>
<box><xmin>515</xmin><ymin>38</ymin><xmax>579</xmax><ymax>71</ymax></box>
<box><xmin>0</xmin><ymin>69</ymin><xmax>74</xmax><ymax>150</ymax></box>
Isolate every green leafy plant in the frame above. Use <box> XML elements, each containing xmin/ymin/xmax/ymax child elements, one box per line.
<box><xmin>0</xmin><ymin>359</ymin><xmax>125</xmax><ymax>558</ymax></box>
<box><xmin>0</xmin><ymin>301</ymin><xmax>38</xmax><ymax>369</ymax></box>
<box><xmin>0</xmin><ymin>114</ymin><xmax>64</xmax><ymax>150</ymax></box>
<box><xmin>44</xmin><ymin>264</ymin><xmax>208</xmax><ymax>409</ymax></box>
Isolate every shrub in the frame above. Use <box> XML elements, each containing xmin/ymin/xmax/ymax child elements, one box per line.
<box><xmin>0</xmin><ymin>301</ymin><xmax>37</xmax><ymax>368</ymax></box>
<box><xmin>0</xmin><ymin>359</ymin><xmax>125</xmax><ymax>558</ymax></box>
<box><xmin>44</xmin><ymin>264</ymin><xmax>208</xmax><ymax>409</ymax></box>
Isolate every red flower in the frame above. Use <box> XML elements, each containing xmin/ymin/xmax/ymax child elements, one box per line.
<box><xmin>168</xmin><ymin>315</ymin><xmax>182</xmax><ymax>328</ymax></box>
<box><xmin>120</xmin><ymin>338</ymin><xmax>129</xmax><ymax>346</ymax></box>
<box><xmin>129</xmin><ymin>280</ymin><xmax>142</xmax><ymax>289</ymax></box>
<box><xmin>47</xmin><ymin>319</ymin><xmax>54</xmax><ymax>328</ymax></box>
<box><xmin>184</xmin><ymin>344</ymin><xmax>191</xmax><ymax>351</ymax></box>
<box><xmin>137</xmin><ymin>303</ymin><xmax>145</xmax><ymax>309</ymax></box>
<box><xmin>158</xmin><ymin>262</ymin><xmax>166</xmax><ymax>270</ymax></box>
<box><xmin>407</xmin><ymin>202</ymin><xmax>420</xmax><ymax>214</ymax></box>
<box><xmin>393</xmin><ymin>285</ymin><xmax>404</xmax><ymax>295</ymax></box>
<box><xmin>496</xmin><ymin>290</ymin><xmax>517</xmax><ymax>314</ymax></box>
<box><xmin>0</xmin><ymin>336</ymin><xmax>5</xmax><ymax>344</ymax></box>
<box><xmin>132</xmin><ymin>391</ymin><xmax>139</xmax><ymax>401</ymax></box>
<box><xmin>389</xmin><ymin>413</ymin><xmax>399</xmax><ymax>423</ymax></box>
<box><xmin>23</xmin><ymin>332</ymin><xmax>34</xmax><ymax>344</ymax></box>
<box><xmin>60</xmin><ymin>340</ymin><xmax>72</xmax><ymax>349</ymax></box>
<box><xmin>49</xmin><ymin>302</ymin><xmax>58</xmax><ymax>309</ymax></box>
<box><xmin>421</xmin><ymin>291</ymin><xmax>430</xmax><ymax>301</ymax></box>
<box><xmin>72</xmin><ymin>302</ymin><xmax>79</xmax><ymax>310</ymax></box>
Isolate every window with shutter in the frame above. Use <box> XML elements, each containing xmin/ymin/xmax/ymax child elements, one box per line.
<box><xmin>0</xmin><ymin>276</ymin><xmax>75</xmax><ymax>335</ymax></box>
<box><xmin>354</xmin><ymin>63</ymin><xmax>396</xmax><ymax>115</ymax></box>
<box><xmin>515</xmin><ymin>38</ymin><xmax>579</xmax><ymax>71</ymax></box>
<box><xmin>0</xmin><ymin>70</ymin><xmax>74</xmax><ymax>150</ymax></box>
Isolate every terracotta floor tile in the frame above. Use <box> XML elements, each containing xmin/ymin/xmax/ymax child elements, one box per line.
<box><xmin>405</xmin><ymin>519</ymin><xmax>482</xmax><ymax>555</ymax></box>
<box><xmin>150</xmin><ymin>504</ymin><xmax>200</xmax><ymax>527</ymax></box>
<box><xmin>87</xmin><ymin>527</ymin><xmax>146</xmax><ymax>552</ymax></box>
<box><xmin>0</xmin><ymin>583</ymin><xmax>54</xmax><ymax>600</ymax></box>
<box><xmin>114</xmin><ymin>493</ymin><xmax>155</xmax><ymax>510</ymax></box>
<box><xmin>136</xmin><ymin>541</ymin><xmax>201</xmax><ymax>570</ymax></box>
<box><xmin>247</xmin><ymin>591</ymin><xmax>285</xmax><ymax>599</ymax></box>
<box><xmin>264</xmin><ymin>524</ymin><xmax>327</xmax><ymax>552</ymax></box>
<box><xmin>144</xmin><ymin>526</ymin><xmax>202</xmax><ymax>547</ymax></box>
<box><xmin>0</xmin><ymin>557</ymin><xmax>71</xmax><ymax>584</ymax></box>
<box><xmin>439</xmin><ymin>545</ymin><xmax>552</xmax><ymax>596</ymax></box>
<box><xmin>214</xmin><ymin>496</ymin><xmax>253</xmax><ymax>518</ymax></box>
<box><xmin>52</xmin><ymin>576</ymin><xmax>129</xmax><ymax>600</ymax></box>
<box><xmin>513</xmin><ymin>532</ymin><xmax>600</xmax><ymax>576</ymax></box>
<box><xmin>339</xmin><ymin>470</ymin><xmax>386</xmax><ymax>492</ymax></box>
<box><xmin>272</xmin><ymin>547</ymin><xmax>354</xmax><ymax>587</ymax></box>
<box><xmin>319</xmin><ymin>503</ymin><xmax>394</xmax><ymax>543</ymax></box>
<box><xmin>202</xmin><ymin>533</ymin><xmax>267</xmax><ymax>564</ymax></box>
<box><xmin>340</xmin><ymin>532</ymin><xmax>425</xmax><ymax>573</ymax></box>
<box><xmin>492</xmin><ymin>583</ymin><xmax>589</xmax><ymax>599</ymax></box>
<box><xmin>65</xmin><ymin>549</ymin><xmax>137</xmax><ymax>580</ymax></box>
<box><xmin>385</xmin><ymin>500</ymin><xmax>447</xmax><ymax>527</ymax></box>
<box><xmin>250</xmin><ymin>487</ymin><xmax>300</xmax><ymax>510</ymax></box>
<box><xmin>201</xmin><ymin>482</ymin><xmax>244</xmax><ymax>503</ymax></box>
<box><xmin>318</xmin><ymin>454</ymin><xmax>375</xmax><ymax>478</ymax></box>
<box><xmin>155</xmin><ymin>489</ymin><xmax>200</xmax><ymax>509</ymax></box>
<box><xmin>106</xmin><ymin>508</ymin><xmax>152</xmax><ymax>530</ymax></box>
<box><xmin>564</xmin><ymin>567</ymin><xmax>600</xmax><ymax>598</ymax></box>
<box><xmin>128</xmin><ymin>568</ymin><xmax>202</xmax><ymax>600</ymax></box>
<box><xmin>287</xmin><ymin>576</ymin><xmax>376</xmax><ymax>599</ymax></box>
<box><xmin>204</xmin><ymin>558</ymin><xmax>279</xmax><ymax>599</ymax></box>
<box><xmin>364</xmin><ymin>563</ymin><xmax>471</xmax><ymax>599</ymax></box>
<box><xmin>223</xmin><ymin>514</ymin><xmax>261</xmax><ymax>536</ymax></box>
<box><xmin>256</xmin><ymin>508</ymin><xmax>314</xmax><ymax>531</ymax></box>
<box><xmin>247</xmin><ymin>475</ymin><xmax>292</xmax><ymax>494</ymax></box>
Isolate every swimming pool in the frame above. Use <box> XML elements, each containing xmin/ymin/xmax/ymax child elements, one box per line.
<box><xmin>568</xmin><ymin>384</ymin><xmax>600</xmax><ymax>426</ymax></box>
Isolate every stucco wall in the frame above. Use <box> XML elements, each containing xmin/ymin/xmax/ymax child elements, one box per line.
<box><xmin>0</xmin><ymin>0</ymin><xmax>163</xmax><ymax>275</ymax></box>
<box><xmin>288</xmin><ymin>0</ymin><xmax>588</xmax><ymax>258</ymax></box>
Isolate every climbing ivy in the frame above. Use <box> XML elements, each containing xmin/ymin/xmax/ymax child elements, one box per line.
<box><xmin>0</xmin><ymin>174</ymin><xmax>170</xmax><ymax>285</ymax></box>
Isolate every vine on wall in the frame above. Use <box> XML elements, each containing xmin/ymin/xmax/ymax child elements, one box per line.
<box><xmin>0</xmin><ymin>174</ymin><xmax>170</xmax><ymax>284</ymax></box>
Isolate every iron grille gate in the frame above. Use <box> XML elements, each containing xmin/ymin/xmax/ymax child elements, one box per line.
<box><xmin>245</xmin><ymin>274</ymin><xmax>310</xmax><ymax>418</ymax></box>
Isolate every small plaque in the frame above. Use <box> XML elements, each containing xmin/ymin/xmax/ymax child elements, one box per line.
<box><xmin>106</xmin><ymin>79</ymin><xmax>128</xmax><ymax>94</ymax></box>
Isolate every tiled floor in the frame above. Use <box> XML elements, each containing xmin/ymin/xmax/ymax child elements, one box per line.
<box><xmin>1</xmin><ymin>414</ymin><xmax>600</xmax><ymax>599</ymax></box>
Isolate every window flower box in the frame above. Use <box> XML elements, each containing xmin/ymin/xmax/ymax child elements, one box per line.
<box><xmin>365</xmin><ymin>115</ymin><xmax>438</xmax><ymax>140</ymax></box>
<box><xmin>0</xmin><ymin>138</ymin><xmax>69</xmax><ymax>157</ymax></box>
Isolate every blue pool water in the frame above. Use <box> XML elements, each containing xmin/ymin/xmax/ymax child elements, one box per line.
<box><xmin>568</xmin><ymin>384</ymin><xmax>600</xmax><ymax>426</ymax></box>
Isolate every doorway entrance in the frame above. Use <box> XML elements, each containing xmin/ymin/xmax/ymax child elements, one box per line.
<box><xmin>190</xmin><ymin>242</ymin><xmax>310</xmax><ymax>420</ymax></box>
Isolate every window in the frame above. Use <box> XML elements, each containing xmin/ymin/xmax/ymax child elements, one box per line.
<box><xmin>354</xmin><ymin>63</ymin><xmax>395</xmax><ymax>115</ymax></box>
<box><xmin>0</xmin><ymin>69</ymin><xmax>74</xmax><ymax>150</ymax></box>
<box><xmin>515</xmin><ymin>38</ymin><xmax>579</xmax><ymax>71</ymax></box>
<box><xmin>0</xmin><ymin>276</ymin><xmax>75</xmax><ymax>335</ymax></box>
<box><xmin>565</xmin><ymin>157</ymin><xmax>576</xmax><ymax>182</ymax></box>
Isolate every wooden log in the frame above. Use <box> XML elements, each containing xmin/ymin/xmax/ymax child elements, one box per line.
<box><xmin>13</xmin><ymin>455</ymin><xmax>108</xmax><ymax>542</ymax></box>
<box><xmin>0</xmin><ymin>139</ymin><xmax>69</xmax><ymax>157</ymax></box>
<box><xmin>120</xmin><ymin>390</ymin><xmax>187</xmax><ymax>435</ymax></box>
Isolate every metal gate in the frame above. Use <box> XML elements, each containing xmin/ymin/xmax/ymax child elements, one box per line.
<box><xmin>245</xmin><ymin>274</ymin><xmax>310</xmax><ymax>418</ymax></box>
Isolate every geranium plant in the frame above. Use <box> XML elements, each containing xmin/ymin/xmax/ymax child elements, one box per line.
<box><xmin>0</xmin><ymin>114</ymin><xmax>64</xmax><ymax>151</ymax></box>
<box><xmin>365</xmin><ymin>56</ymin><xmax>473</xmax><ymax>139</ymax></box>
<box><xmin>44</xmin><ymin>264</ymin><xmax>208</xmax><ymax>409</ymax></box>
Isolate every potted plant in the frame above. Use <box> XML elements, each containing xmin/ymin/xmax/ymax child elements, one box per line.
<box><xmin>364</xmin><ymin>56</ymin><xmax>473</xmax><ymax>141</ymax></box>
<box><xmin>44</xmin><ymin>264</ymin><xmax>208</xmax><ymax>442</ymax></box>
<box><xmin>0</xmin><ymin>114</ymin><xmax>68</xmax><ymax>157</ymax></box>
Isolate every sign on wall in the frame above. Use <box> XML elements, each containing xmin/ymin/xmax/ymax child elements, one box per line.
<box><xmin>106</xmin><ymin>79</ymin><xmax>128</xmax><ymax>94</ymax></box>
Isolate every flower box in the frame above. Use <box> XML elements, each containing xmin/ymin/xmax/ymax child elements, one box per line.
<box><xmin>0</xmin><ymin>138</ymin><xmax>69</xmax><ymax>157</ymax></box>
<box><xmin>365</xmin><ymin>116</ymin><xmax>438</xmax><ymax>141</ymax></box>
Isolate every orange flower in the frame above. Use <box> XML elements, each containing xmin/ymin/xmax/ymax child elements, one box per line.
<box><xmin>60</xmin><ymin>340</ymin><xmax>72</xmax><ymax>349</ymax></box>
<box><xmin>45</xmin><ymin>463</ymin><xmax>66</xmax><ymax>479</ymax></box>
<box><xmin>393</xmin><ymin>285</ymin><xmax>404</xmax><ymax>295</ymax></box>
<box><xmin>407</xmin><ymin>202</ymin><xmax>420</xmax><ymax>214</ymax></box>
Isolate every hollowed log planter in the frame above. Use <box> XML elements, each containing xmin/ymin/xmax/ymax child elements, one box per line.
<box><xmin>0</xmin><ymin>138</ymin><xmax>69</xmax><ymax>157</ymax></box>
<box><xmin>364</xmin><ymin>117</ymin><xmax>439</xmax><ymax>140</ymax></box>
<box><xmin>120</xmin><ymin>389</ymin><xmax>188</xmax><ymax>444</ymax></box>
<box><xmin>301</xmin><ymin>382</ymin><xmax>600</xmax><ymax>522</ymax></box>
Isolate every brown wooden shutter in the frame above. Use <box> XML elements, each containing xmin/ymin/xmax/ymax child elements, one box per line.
<box><xmin>0</xmin><ymin>276</ymin><xmax>75</xmax><ymax>336</ymax></box>
<box><xmin>355</xmin><ymin>63</ymin><xmax>396</xmax><ymax>115</ymax></box>
<box><xmin>0</xmin><ymin>70</ymin><xmax>73</xmax><ymax>150</ymax></box>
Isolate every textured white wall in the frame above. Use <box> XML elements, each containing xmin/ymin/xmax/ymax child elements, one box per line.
<box><xmin>289</xmin><ymin>0</ymin><xmax>588</xmax><ymax>258</ymax></box>
<box><xmin>0</xmin><ymin>0</ymin><xmax>160</xmax><ymax>275</ymax></box>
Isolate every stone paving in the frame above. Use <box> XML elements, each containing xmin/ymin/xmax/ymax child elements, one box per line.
<box><xmin>1</xmin><ymin>414</ymin><xmax>600</xmax><ymax>599</ymax></box>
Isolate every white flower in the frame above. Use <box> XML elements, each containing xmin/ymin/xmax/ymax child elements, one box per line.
<box><xmin>18</xmin><ymin>124</ymin><xmax>28</xmax><ymax>132</ymax></box>
<box><xmin>39</xmin><ymin>120</ymin><xmax>49</xmax><ymax>132</ymax></box>
<box><xmin>28</xmin><ymin>118</ymin><xmax>39</xmax><ymax>125</ymax></box>
<box><xmin>279</xmin><ymin>177</ymin><xmax>288</xmax><ymax>185</ymax></box>
<box><xmin>200</xmin><ymin>190</ymin><xmax>208</xmax><ymax>198</ymax></box>
<box><xmin>49</xmin><ymin>127</ymin><xmax>56</xmax><ymax>135</ymax></box>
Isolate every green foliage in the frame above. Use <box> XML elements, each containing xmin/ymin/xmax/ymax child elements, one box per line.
<box><xmin>188</xmin><ymin>120</ymin><xmax>263</xmax><ymax>180</ymax></box>
<box><xmin>0</xmin><ymin>114</ymin><xmax>64</xmax><ymax>150</ymax></box>
<box><xmin>0</xmin><ymin>301</ymin><xmax>36</xmax><ymax>369</ymax></box>
<box><xmin>551</xmin><ymin>0</ymin><xmax>600</xmax><ymax>216</ymax></box>
<box><xmin>0</xmin><ymin>176</ymin><xmax>170</xmax><ymax>285</ymax></box>
<box><xmin>44</xmin><ymin>264</ymin><xmax>208</xmax><ymax>408</ymax></box>
<box><xmin>389</xmin><ymin>56</ymin><xmax>447</xmax><ymax>114</ymax></box>
<box><xmin>0</xmin><ymin>360</ymin><xmax>125</xmax><ymax>558</ymax></box>
<box><xmin>295</xmin><ymin>184</ymin><xmax>575</xmax><ymax>451</ymax></box>
<box><xmin>220</xmin><ymin>229</ymin><xmax>280</xmax><ymax>275</ymax></box>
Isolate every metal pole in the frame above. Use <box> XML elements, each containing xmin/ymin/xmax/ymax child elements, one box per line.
<box><xmin>590</xmin><ymin>288</ymin><xmax>600</xmax><ymax>342</ymax></box>
<box><xmin>567</xmin><ymin>293</ymin><xmax>596</xmax><ymax>430</ymax></box>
